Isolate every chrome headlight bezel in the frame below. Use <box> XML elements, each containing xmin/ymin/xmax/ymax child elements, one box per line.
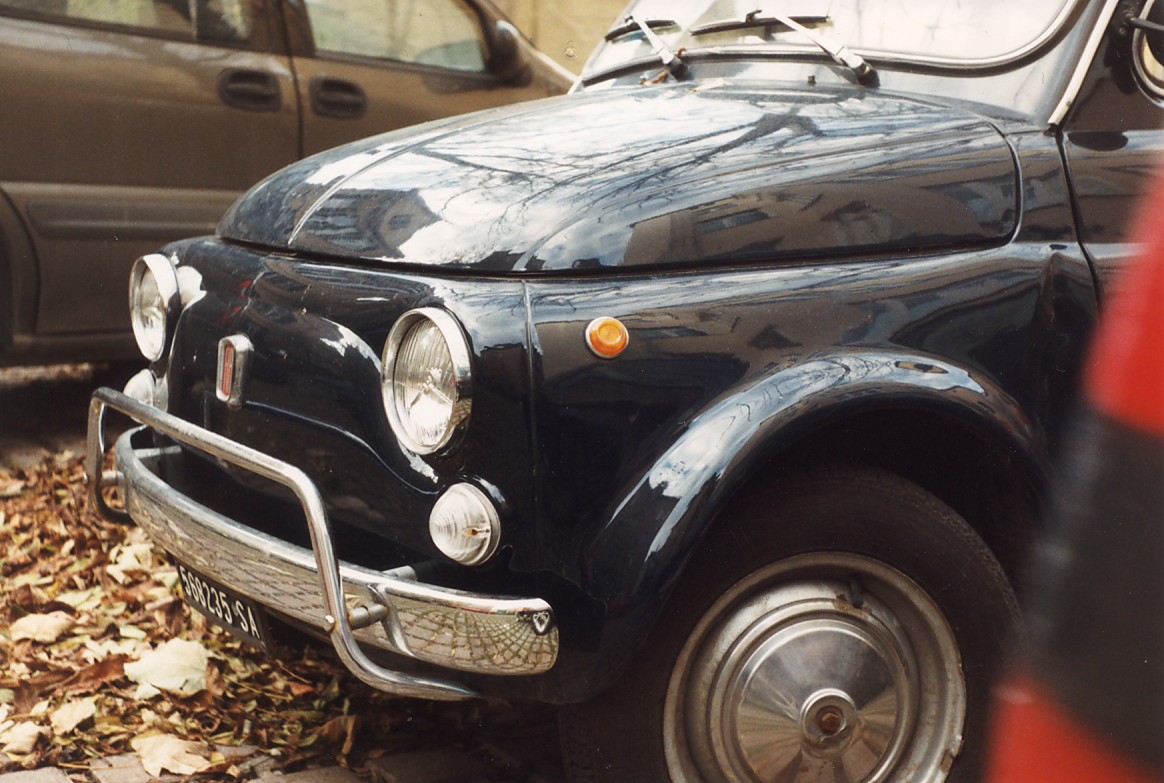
<box><xmin>381</xmin><ymin>307</ymin><xmax>473</xmax><ymax>456</ymax></box>
<box><xmin>129</xmin><ymin>253</ymin><xmax>181</xmax><ymax>362</ymax></box>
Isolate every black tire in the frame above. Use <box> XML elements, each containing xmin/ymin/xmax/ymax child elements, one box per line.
<box><xmin>561</xmin><ymin>467</ymin><xmax>1019</xmax><ymax>783</ymax></box>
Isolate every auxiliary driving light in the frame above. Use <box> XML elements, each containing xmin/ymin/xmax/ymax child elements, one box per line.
<box><xmin>122</xmin><ymin>368</ymin><xmax>169</xmax><ymax>411</ymax></box>
<box><xmin>429</xmin><ymin>483</ymin><xmax>501</xmax><ymax>566</ymax></box>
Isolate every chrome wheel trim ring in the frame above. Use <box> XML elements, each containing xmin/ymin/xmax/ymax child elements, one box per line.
<box><xmin>663</xmin><ymin>553</ymin><xmax>966</xmax><ymax>783</ymax></box>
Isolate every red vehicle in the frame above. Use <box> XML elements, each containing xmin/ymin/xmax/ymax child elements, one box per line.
<box><xmin>986</xmin><ymin>181</ymin><xmax>1163</xmax><ymax>781</ymax></box>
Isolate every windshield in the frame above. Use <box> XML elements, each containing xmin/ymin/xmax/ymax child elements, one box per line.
<box><xmin>585</xmin><ymin>0</ymin><xmax>1079</xmax><ymax>77</ymax></box>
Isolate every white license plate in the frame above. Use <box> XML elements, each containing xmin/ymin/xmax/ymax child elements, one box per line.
<box><xmin>175</xmin><ymin>561</ymin><xmax>269</xmax><ymax>650</ymax></box>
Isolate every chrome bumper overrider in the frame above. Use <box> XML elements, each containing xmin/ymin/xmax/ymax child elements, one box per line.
<box><xmin>86</xmin><ymin>388</ymin><xmax>558</xmax><ymax>701</ymax></box>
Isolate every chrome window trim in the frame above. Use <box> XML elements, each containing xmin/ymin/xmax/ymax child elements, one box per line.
<box><xmin>1048</xmin><ymin>0</ymin><xmax>1122</xmax><ymax>126</ymax></box>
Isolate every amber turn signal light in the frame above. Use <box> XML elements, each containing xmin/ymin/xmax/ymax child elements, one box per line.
<box><xmin>586</xmin><ymin>317</ymin><xmax>629</xmax><ymax>359</ymax></box>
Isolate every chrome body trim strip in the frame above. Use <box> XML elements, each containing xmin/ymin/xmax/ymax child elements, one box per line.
<box><xmin>86</xmin><ymin>388</ymin><xmax>559</xmax><ymax>701</ymax></box>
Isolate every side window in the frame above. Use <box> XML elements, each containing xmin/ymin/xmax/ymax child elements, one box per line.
<box><xmin>304</xmin><ymin>0</ymin><xmax>487</xmax><ymax>72</ymax></box>
<box><xmin>194</xmin><ymin>0</ymin><xmax>255</xmax><ymax>46</ymax></box>
<box><xmin>0</xmin><ymin>0</ymin><xmax>255</xmax><ymax>46</ymax></box>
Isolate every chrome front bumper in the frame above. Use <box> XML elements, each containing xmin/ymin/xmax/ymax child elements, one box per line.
<box><xmin>86</xmin><ymin>388</ymin><xmax>558</xmax><ymax>701</ymax></box>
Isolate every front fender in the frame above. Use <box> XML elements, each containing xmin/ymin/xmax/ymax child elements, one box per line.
<box><xmin>574</xmin><ymin>349</ymin><xmax>1040</xmax><ymax>651</ymax></box>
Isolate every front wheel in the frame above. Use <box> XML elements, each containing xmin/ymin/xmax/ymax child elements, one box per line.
<box><xmin>561</xmin><ymin>468</ymin><xmax>1019</xmax><ymax>783</ymax></box>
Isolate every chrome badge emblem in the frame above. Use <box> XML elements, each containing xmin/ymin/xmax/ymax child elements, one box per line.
<box><xmin>216</xmin><ymin>334</ymin><xmax>253</xmax><ymax>408</ymax></box>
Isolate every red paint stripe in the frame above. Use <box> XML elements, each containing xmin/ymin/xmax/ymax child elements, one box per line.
<box><xmin>1085</xmin><ymin>183</ymin><xmax>1164</xmax><ymax>436</ymax></box>
<box><xmin>987</xmin><ymin>677</ymin><xmax>1161</xmax><ymax>783</ymax></box>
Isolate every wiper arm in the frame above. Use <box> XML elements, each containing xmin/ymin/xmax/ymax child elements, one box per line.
<box><xmin>693</xmin><ymin>10</ymin><xmax>877</xmax><ymax>86</ymax></box>
<box><xmin>614</xmin><ymin>14</ymin><xmax>689</xmax><ymax>80</ymax></box>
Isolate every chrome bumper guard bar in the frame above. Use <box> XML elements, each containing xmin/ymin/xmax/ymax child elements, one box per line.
<box><xmin>86</xmin><ymin>388</ymin><xmax>558</xmax><ymax>701</ymax></box>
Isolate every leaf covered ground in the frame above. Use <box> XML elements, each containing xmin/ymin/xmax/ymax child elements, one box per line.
<box><xmin>0</xmin><ymin>454</ymin><xmax>546</xmax><ymax>778</ymax></box>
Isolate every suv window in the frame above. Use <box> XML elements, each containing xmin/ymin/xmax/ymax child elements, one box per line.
<box><xmin>194</xmin><ymin>0</ymin><xmax>255</xmax><ymax>46</ymax></box>
<box><xmin>304</xmin><ymin>0</ymin><xmax>486</xmax><ymax>72</ymax></box>
<box><xmin>0</xmin><ymin>0</ymin><xmax>254</xmax><ymax>46</ymax></box>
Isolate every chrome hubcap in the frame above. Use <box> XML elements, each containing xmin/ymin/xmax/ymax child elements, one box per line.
<box><xmin>714</xmin><ymin>610</ymin><xmax>913</xmax><ymax>782</ymax></box>
<box><xmin>665</xmin><ymin>554</ymin><xmax>965</xmax><ymax>783</ymax></box>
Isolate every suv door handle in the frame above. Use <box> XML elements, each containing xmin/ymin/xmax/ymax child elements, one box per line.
<box><xmin>218</xmin><ymin>69</ymin><xmax>282</xmax><ymax>112</ymax></box>
<box><xmin>310</xmin><ymin>77</ymin><xmax>367</xmax><ymax>119</ymax></box>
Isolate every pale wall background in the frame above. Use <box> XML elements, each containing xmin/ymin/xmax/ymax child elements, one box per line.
<box><xmin>491</xmin><ymin>0</ymin><xmax>627</xmax><ymax>73</ymax></box>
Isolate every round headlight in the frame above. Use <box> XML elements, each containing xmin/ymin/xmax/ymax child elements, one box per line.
<box><xmin>429</xmin><ymin>483</ymin><xmax>501</xmax><ymax>566</ymax></box>
<box><xmin>382</xmin><ymin>308</ymin><xmax>472</xmax><ymax>455</ymax></box>
<box><xmin>129</xmin><ymin>254</ymin><xmax>180</xmax><ymax>362</ymax></box>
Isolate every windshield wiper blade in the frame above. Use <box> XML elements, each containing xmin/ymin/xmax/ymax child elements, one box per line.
<box><xmin>693</xmin><ymin>10</ymin><xmax>876</xmax><ymax>86</ymax></box>
<box><xmin>691</xmin><ymin>13</ymin><xmax>829</xmax><ymax>37</ymax></box>
<box><xmin>605</xmin><ymin>17</ymin><xmax>678</xmax><ymax>42</ymax></box>
<box><xmin>615</xmin><ymin>14</ymin><xmax>689</xmax><ymax>80</ymax></box>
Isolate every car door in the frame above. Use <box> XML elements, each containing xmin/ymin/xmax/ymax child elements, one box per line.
<box><xmin>0</xmin><ymin>0</ymin><xmax>298</xmax><ymax>344</ymax></box>
<box><xmin>1059</xmin><ymin>0</ymin><xmax>1164</xmax><ymax>298</ymax></box>
<box><xmin>285</xmin><ymin>0</ymin><xmax>571</xmax><ymax>157</ymax></box>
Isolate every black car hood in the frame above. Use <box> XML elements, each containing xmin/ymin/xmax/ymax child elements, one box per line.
<box><xmin>220</xmin><ymin>83</ymin><xmax>1018</xmax><ymax>273</ymax></box>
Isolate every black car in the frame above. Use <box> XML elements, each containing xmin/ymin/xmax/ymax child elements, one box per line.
<box><xmin>0</xmin><ymin>0</ymin><xmax>569</xmax><ymax>366</ymax></box>
<box><xmin>88</xmin><ymin>1</ymin><xmax>1164</xmax><ymax>782</ymax></box>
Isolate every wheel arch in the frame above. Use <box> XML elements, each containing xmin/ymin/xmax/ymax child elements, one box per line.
<box><xmin>572</xmin><ymin>350</ymin><xmax>1047</xmax><ymax>686</ymax></box>
<box><xmin>0</xmin><ymin>185</ymin><xmax>38</xmax><ymax>358</ymax></box>
<box><xmin>738</xmin><ymin>405</ymin><xmax>1046</xmax><ymax>590</ymax></box>
<box><xmin>0</xmin><ymin>195</ymin><xmax>19</xmax><ymax>355</ymax></box>
<box><xmin>0</xmin><ymin>224</ymin><xmax>11</xmax><ymax>353</ymax></box>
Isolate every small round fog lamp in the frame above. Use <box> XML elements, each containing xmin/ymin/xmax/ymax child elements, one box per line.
<box><xmin>122</xmin><ymin>368</ymin><xmax>169</xmax><ymax>411</ymax></box>
<box><xmin>429</xmin><ymin>483</ymin><xmax>501</xmax><ymax>566</ymax></box>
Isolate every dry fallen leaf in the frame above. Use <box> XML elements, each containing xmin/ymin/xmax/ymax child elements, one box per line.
<box><xmin>9</xmin><ymin>612</ymin><xmax>74</xmax><ymax>643</ymax></box>
<box><xmin>0</xmin><ymin>721</ymin><xmax>44</xmax><ymax>755</ymax></box>
<box><xmin>59</xmin><ymin>657</ymin><xmax>127</xmax><ymax>697</ymax></box>
<box><xmin>0</xmin><ymin>479</ymin><xmax>25</xmax><ymax>499</ymax></box>
<box><xmin>49</xmin><ymin>697</ymin><xmax>98</xmax><ymax>735</ymax></box>
<box><xmin>131</xmin><ymin>733</ymin><xmax>212</xmax><ymax>776</ymax></box>
<box><xmin>106</xmin><ymin>542</ymin><xmax>154</xmax><ymax>584</ymax></box>
<box><xmin>319</xmin><ymin>715</ymin><xmax>358</xmax><ymax>758</ymax></box>
<box><xmin>125</xmin><ymin>639</ymin><xmax>209</xmax><ymax>699</ymax></box>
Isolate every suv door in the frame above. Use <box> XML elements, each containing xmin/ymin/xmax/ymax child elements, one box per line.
<box><xmin>0</xmin><ymin>0</ymin><xmax>297</xmax><ymax>353</ymax></box>
<box><xmin>288</xmin><ymin>0</ymin><xmax>571</xmax><ymax>156</ymax></box>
